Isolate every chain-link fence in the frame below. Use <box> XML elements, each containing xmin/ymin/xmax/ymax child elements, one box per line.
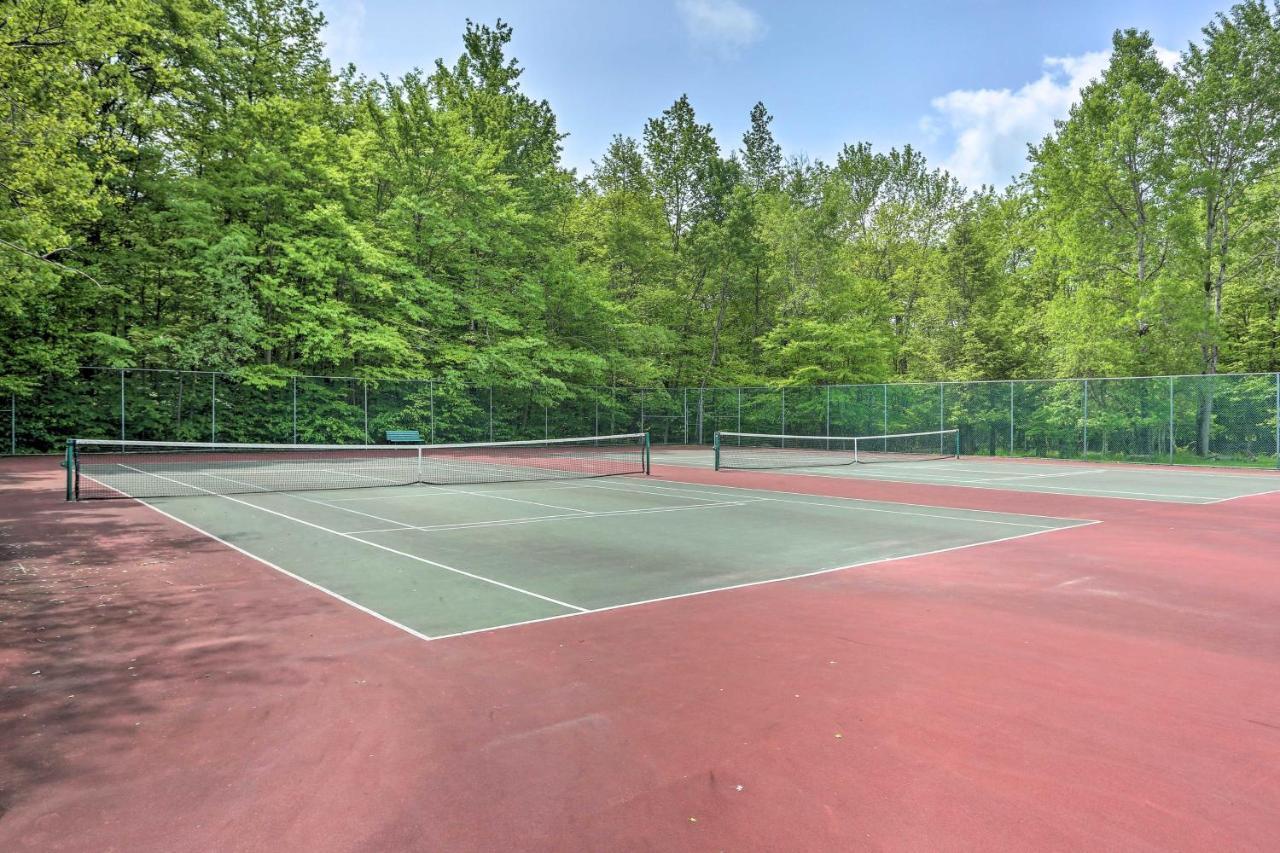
<box><xmin>5</xmin><ymin>368</ymin><xmax>1279</xmax><ymax>468</ymax></box>
<box><xmin>2</xmin><ymin>392</ymin><xmax>14</xmax><ymax>455</ymax></box>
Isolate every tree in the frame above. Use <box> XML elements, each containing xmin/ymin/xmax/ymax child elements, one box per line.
<box><xmin>1170</xmin><ymin>0</ymin><xmax>1280</xmax><ymax>450</ymax></box>
<box><xmin>741</xmin><ymin>102</ymin><xmax>782</xmax><ymax>192</ymax></box>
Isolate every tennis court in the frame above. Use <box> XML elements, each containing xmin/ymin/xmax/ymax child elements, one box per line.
<box><xmin>653</xmin><ymin>430</ymin><xmax>1280</xmax><ymax>504</ymax></box>
<box><xmin>65</xmin><ymin>435</ymin><xmax>1091</xmax><ymax>637</ymax></box>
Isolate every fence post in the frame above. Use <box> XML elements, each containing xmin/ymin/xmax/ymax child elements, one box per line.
<box><xmin>939</xmin><ymin>383</ymin><xmax>946</xmax><ymax>454</ymax></box>
<box><xmin>780</xmin><ymin>388</ymin><xmax>786</xmax><ymax>441</ymax></box>
<box><xmin>1009</xmin><ymin>381</ymin><xmax>1015</xmax><ymax>456</ymax></box>
<box><xmin>736</xmin><ymin>387</ymin><xmax>741</xmax><ymax>434</ymax></box>
<box><xmin>544</xmin><ymin>404</ymin><xmax>549</xmax><ymax>441</ymax></box>
<box><xmin>1275</xmin><ymin>373</ymin><xmax>1279</xmax><ymax>468</ymax></box>
<box><xmin>488</xmin><ymin>387</ymin><xmax>494</xmax><ymax>442</ymax></box>
<box><xmin>211</xmin><ymin>373</ymin><xmax>217</xmax><ymax>442</ymax></box>
<box><xmin>610</xmin><ymin>387</ymin><xmax>616</xmax><ymax>433</ymax></box>
<box><xmin>10</xmin><ymin>393</ymin><xmax>16</xmax><ymax>455</ymax></box>
<box><xmin>825</xmin><ymin>385</ymin><xmax>831</xmax><ymax>437</ymax></box>
<box><xmin>594</xmin><ymin>399</ymin><xmax>599</xmax><ymax>436</ymax></box>
<box><xmin>292</xmin><ymin>377</ymin><xmax>298</xmax><ymax>443</ymax></box>
<box><xmin>882</xmin><ymin>384</ymin><xmax>888</xmax><ymax>440</ymax></box>
<box><xmin>429</xmin><ymin>380</ymin><xmax>435</xmax><ymax>443</ymax></box>
<box><xmin>1169</xmin><ymin>376</ymin><xmax>1175</xmax><ymax>464</ymax></box>
<box><xmin>701</xmin><ymin>386</ymin><xmax>711</xmax><ymax>445</ymax></box>
<box><xmin>640</xmin><ymin>389</ymin><xmax>645</xmax><ymax>433</ymax></box>
<box><xmin>1082</xmin><ymin>378</ymin><xmax>1089</xmax><ymax>458</ymax></box>
<box><xmin>363</xmin><ymin>380</ymin><xmax>369</xmax><ymax>444</ymax></box>
<box><xmin>119</xmin><ymin>369</ymin><xmax>126</xmax><ymax>440</ymax></box>
<box><xmin>683</xmin><ymin>388</ymin><xmax>688</xmax><ymax>444</ymax></box>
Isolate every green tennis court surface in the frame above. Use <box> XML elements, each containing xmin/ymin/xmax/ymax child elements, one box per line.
<box><xmin>659</xmin><ymin>448</ymin><xmax>1280</xmax><ymax>504</ymax></box>
<box><xmin>139</xmin><ymin>474</ymin><xmax>1090</xmax><ymax>637</ymax></box>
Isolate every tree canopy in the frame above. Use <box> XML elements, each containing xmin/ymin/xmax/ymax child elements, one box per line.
<box><xmin>3</xmin><ymin>1</ymin><xmax>1279</xmax><ymax>403</ymax></box>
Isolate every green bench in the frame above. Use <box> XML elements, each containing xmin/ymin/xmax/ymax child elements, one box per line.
<box><xmin>385</xmin><ymin>430</ymin><xmax>423</xmax><ymax>444</ymax></box>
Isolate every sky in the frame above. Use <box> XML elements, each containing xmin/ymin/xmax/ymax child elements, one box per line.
<box><xmin>315</xmin><ymin>0</ymin><xmax>1227</xmax><ymax>189</ymax></box>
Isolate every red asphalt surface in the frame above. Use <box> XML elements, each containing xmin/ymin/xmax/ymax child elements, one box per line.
<box><xmin>2</xmin><ymin>455</ymin><xmax>1279</xmax><ymax>851</ymax></box>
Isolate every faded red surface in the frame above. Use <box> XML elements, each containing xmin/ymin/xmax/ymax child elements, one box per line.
<box><xmin>2</xmin><ymin>455</ymin><xmax>1279</xmax><ymax>851</ymax></box>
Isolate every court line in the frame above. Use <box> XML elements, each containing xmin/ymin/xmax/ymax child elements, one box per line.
<box><xmin>1204</xmin><ymin>487</ymin><xmax>1280</xmax><ymax>505</ymax></box>
<box><xmin>344</xmin><ymin>499</ymin><xmax>765</xmax><ymax>535</ymax></box>
<box><xmin>317</xmin><ymin>477</ymin><xmax>649</xmax><ymax>503</ymax></box>
<box><xmin>977</xmin><ymin>469</ymin><xmax>1107</xmax><ymax>482</ymax></box>
<box><xmin>209</xmin><ymin>471</ymin><xmax>743</xmax><ymax>535</ymax></box>
<box><xmin>75</xmin><ymin>474</ymin><xmax>438</xmax><ymax>642</ymax></box>
<box><xmin>206</xmin><ymin>471</ymin><xmax>614</xmax><ymax>535</ymax></box>
<box><xmin>311</xmin><ymin>465</ymin><xmax>600</xmax><ymax>514</ymax></box>
<box><xmin>431</xmin><ymin>486</ymin><xmax>593</xmax><ymax>514</ymax></box>
<box><xmin>653</xmin><ymin>451</ymin><xmax>1280</xmax><ymax>482</ymax></box>
<box><xmin>426</xmin><ymin>518</ymin><xmax>1102</xmax><ymax>642</ymax></box>
<box><xmin>114</xmin><ymin>464</ymin><xmax>588</xmax><ymax>612</ymax></box>
<box><xmin>581</xmin><ymin>477</ymin><xmax>1096</xmax><ymax>526</ymax></box>
<box><xmin>661</xmin><ymin>455</ymin><xmax>1094</xmax><ymax>488</ymax></box>
<box><xmin>201</xmin><ymin>472</ymin><xmax>421</xmax><ymax>531</ymax></box>
<box><xmin>657</xmin><ymin>452</ymin><xmax>1280</xmax><ymax>492</ymax></box>
<box><xmin>654</xmin><ymin>461</ymin><xmax>1220</xmax><ymax>504</ymax></box>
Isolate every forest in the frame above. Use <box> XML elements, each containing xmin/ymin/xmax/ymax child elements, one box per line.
<box><xmin>2</xmin><ymin>0</ymin><xmax>1279</xmax><ymax>456</ymax></box>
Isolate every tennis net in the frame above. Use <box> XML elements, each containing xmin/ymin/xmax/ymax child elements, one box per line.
<box><xmin>714</xmin><ymin>429</ymin><xmax>959</xmax><ymax>470</ymax></box>
<box><xmin>68</xmin><ymin>433</ymin><xmax>650</xmax><ymax>500</ymax></box>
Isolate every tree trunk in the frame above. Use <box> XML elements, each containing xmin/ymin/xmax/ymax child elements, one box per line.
<box><xmin>1197</xmin><ymin>379</ymin><xmax>1214</xmax><ymax>458</ymax></box>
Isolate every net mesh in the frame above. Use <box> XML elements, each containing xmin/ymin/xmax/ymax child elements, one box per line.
<box><xmin>71</xmin><ymin>434</ymin><xmax>649</xmax><ymax>500</ymax></box>
<box><xmin>715</xmin><ymin>429</ymin><xmax>959</xmax><ymax>470</ymax></box>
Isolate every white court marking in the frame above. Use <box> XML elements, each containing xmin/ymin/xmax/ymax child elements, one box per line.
<box><xmin>578</xmin><ymin>477</ymin><xmax>1098</xmax><ymax>525</ymax></box>
<box><xmin>344</xmin><ymin>498</ymin><xmax>768</xmax><ymax>535</ymax></box>
<box><xmin>115</xmin><ymin>464</ymin><xmax>589</xmax><ymax>612</ymax></box>
<box><xmin>648</xmin><ymin>455</ymin><xmax>1274</xmax><ymax>504</ymax></box>
<box><xmin>85</xmin><ymin>465</ymin><xmax>1097</xmax><ymax>643</ymax></box>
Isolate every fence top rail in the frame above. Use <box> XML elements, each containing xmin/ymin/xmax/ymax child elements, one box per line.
<box><xmin>42</xmin><ymin>368</ymin><xmax>1280</xmax><ymax>397</ymax></box>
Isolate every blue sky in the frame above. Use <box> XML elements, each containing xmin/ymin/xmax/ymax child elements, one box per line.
<box><xmin>316</xmin><ymin>0</ymin><xmax>1226</xmax><ymax>189</ymax></box>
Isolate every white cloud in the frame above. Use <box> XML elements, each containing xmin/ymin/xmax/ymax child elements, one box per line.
<box><xmin>1155</xmin><ymin>46</ymin><xmax>1181</xmax><ymax>70</ymax></box>
<box><xmin>320</xmin><ymin>0</ymin><xmax>366</xmax><ymax>69</ymax></box>
<box><xmin>924</xmin><ymin>50</ymin><xmax>1110</xmax><ymax>189</ymax></box>
<box><xmin>677</xmin><ymin>0</ymin><xmax>766</xmax><ymax>57</ymax></box>
<box><xmin>924</xmin><ymin>43</ymin><xmax>1181</xmax><ymax>190</ymax></box>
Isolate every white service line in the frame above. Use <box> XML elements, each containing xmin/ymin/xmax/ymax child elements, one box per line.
<box><xmin>670</xmin><ymin>461</ymin><xmax>1218</xmax><ymax>504</ymax></box>
<box><xmin>346</xmin><ymin>498</ymin><xmax>764</xmax><ymax>535</ymax></box>
<box><xmin>201</xmin><ymin>472</ymin><xmax>419</xmax><ymax>531</ymax></box>
<box><xmin>431</xmin><ymin>485</ymin><xmax>593</xmax><ymax>514</ymax></box>
<box><xmin>115</xmin><ymin>464</ymin><xmax>588</xmax><ymax>612</ymax></box>
<box><xmin>578</xmin><ymin>479</ymin><xmax>744</xmax><ymax>504</ymax></box>
<box><xmin>312</xmin><ymin>473</ymin><xmax>650</xmax><ymax>502</ymax></box>
<box><xmin>597</xmin><ymin>475</ymin><xmax>1097</xmax><ymax>525</ymax></box>
<box><xmin>975</xmin><ymin>469</ymin><xmax>1107</xmax><ymax>482</ymax></box>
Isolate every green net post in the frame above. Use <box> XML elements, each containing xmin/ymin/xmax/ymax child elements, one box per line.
<box><xmin>713</xmin><ymin>431</ymin><xmax>721</xmax><ymax>470</ymax></box>
<box><xmin>64</xmin><ymin>440</ymin><xmax>75</xmax><ymax>501</ymax></box>
<box><xmin>644</xmin><ymin>430</ymin><xmax>651</xmax><ymax>475</ymax></box>
<box><xmin>955</xmin><ymin>428</ymin><xmax>961</xmax><ymax>459</ymax></box>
